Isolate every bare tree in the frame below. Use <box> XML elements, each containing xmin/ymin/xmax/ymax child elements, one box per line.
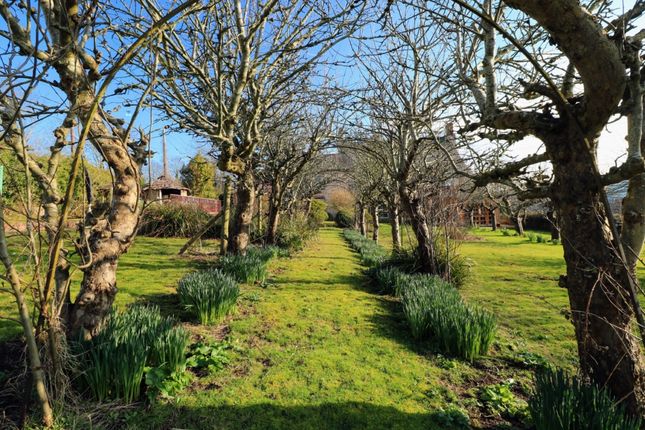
<box><xmin>144</xmin><ymin>0</ymin><xmax>367</xmax><ymax>253</ymax></box>
<box><xmin>347</xmin><ymin>7</ymin><xmax>457</xmax><ymax>272</ymax></box>
<box><xmin>413</xmin><ymin>0</ymin><xmax>645</xmax><ymax>413</ymax></box>
<box><xmin>257</xmin><ymin>93</ymin><xmax>338</xmax><ymax>244</ymax></box>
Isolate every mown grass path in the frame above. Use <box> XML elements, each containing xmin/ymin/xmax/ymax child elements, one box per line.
<box><xmin>137</xmin><ymin>226</ymin><xmax>457</xmax><ymax>430</ymax></box>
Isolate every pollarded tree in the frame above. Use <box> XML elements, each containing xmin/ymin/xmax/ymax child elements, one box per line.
<box><xmin>257</xmin><ymin>95</ymin><xmax>338</xmax><ymax>244</ymax></box>
<box><xmin>348</xmin><ymin>7</ymin><xmax>457</xmax><ymax>272</ymax></box>
<box><xmin>144</xmin><ymin>0</ymin><xmax>368</xmax><ymax>253</ymax></box>
<box><xmin>415</xmin><ymin>0</ymin><xmax>645</xmax><ymax>413</ymax></box>
<box><xmin>0</xmin><ymin>0</ymin><xmax>196</xmax><ymax>339</ymax></box>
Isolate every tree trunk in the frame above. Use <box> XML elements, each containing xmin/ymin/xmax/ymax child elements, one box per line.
<box><xmin>266</xmin><ymin>199</ymin><xmax>281</xmax><ymax>246</ymax></box>
<box><xmin>622</xmin><ymin>169</ymin><xmax>645</xmax><ymax>270</ymax></box>
<box><xmin>389</xmin><ymin>203</ymin><xmax>401</xmax><ymax>252</ymax></box>
<box><xmin>512</xmin><ymin>215</ymin><xmax>524</xmax><ymax>236</ymax></box>
<box><xmin>257</xmin><ymin>193</ymin><xmax>264</xmax><ymax>235</ymax></box>
<box><xmin>371</xmin><ymin>205</ymin><xmax>379</xmax><ymax>244</ymax></box>
<box><xmin>0</xmin><ymin>203</ymin><xmax>53</xmax><ymax>427</ymax></box>
<box><xmin>359</xmin><ymin>203</ymin><xmax>367</xmax><ymax>236</ymax></box>
<box><xmin>220</xmin><ymin>178</ymin><xmax>232</xmax><ymax>255</ymax></box>
<box><xmin>547</xmin><ymin>210</ymin><xmax>560</xmax><ymax>241</ymax></box>
<box><xmin>549</xmin><ymin>132</ymin><xmax>645</xmax><ymax>415</ymax></box>
<box><xmin>228</xmin><ymin>169</ymin><xmax>255</xmax><ymax>254</ymax></box>
<box><xmin>489</xmin><ymin>208</ymin><xmax>497</xmax><ymax>231</ymax></box>
<box><xmin>68</xmin><ymin>90</ymin><xmax>142</xmax><ymax>339</ymax></box>
<box><xmin>400</xmin><ymin>187</ymin><xmax>436</xmax><ymax>274</ymax></box>
<box><xmin>266</xmin><ymin>182</ymin><xmax>283</xmax><ymax>245</ymax></box>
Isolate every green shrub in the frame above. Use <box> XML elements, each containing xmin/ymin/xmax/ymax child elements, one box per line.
<box><xmin>308</xmin><ymin>199</ymin><xmax>328</xmax><ymax>227</ymax></box>
<box><xmin>139</xmin><ymin>203</ymin><xmax>220</xmax><ymax>238</ymax></box>
<box><xmin>335</xmin><ymin>211</ymin><xmax>354</xmax><ymax>228</ymax></box>
<box><xmin>79</xmin><ymin>305</ymin><xmax>188</xmax><ymax>403</ymax></box>
<box><xmin>529</xmin><ymin>367</ymin><xmax>641</xmax><ymax>430</ymax></box>
<box><xmin>401</xmin><ymin>277</ymin><xmax>496</xmax><ymax>361</ymax></box>
<box><xmin>276</xmin><ymin>214</ymin><xmax>318</xmax><ymax>252</ymax></box>
<box><xmin>536</xmin><ymin>234</ymin><xmax>547</xmax><ymax>243</ymax></box>
<box><xmin>177</xmin><ymin>269</ymin><xmax>240</xmax><ymax>324</ymax></box>
<box><xmin>501</xmin><ymin>228</ymin><xmax>512</xmax><ymax>236</ymax></box>
<box><xmin>526</xmin><ymin>232</ymin><xmax>537</xmax><ymax>243</ymax></box>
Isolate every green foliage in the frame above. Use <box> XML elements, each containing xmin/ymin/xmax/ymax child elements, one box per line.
<box><xmin>335</xmin><ymin>211</ymin><xmax>354</xmax><ymax>228</ymax></box>
<box><xmin>217</xmin><ymin>246</ymin><xmax>277</xmax><ymax>283</ymax></box>
<box><xmin>342</xmin><ymin>229</ymin><xmax>388</xmax><ymax>267</ymax></box>
<box><xmin>308</xmin><ymin>199</ymin><xmax>328</xmax><ymax>227</ymax></box>
<box><xmin>401</xmin><ymin>276</ymin><xmax>496</xmax><ymax>361</ymax></box>
<box><xmin>186</xmin><ymin>341</ymin><xmax>231</xmax><ymax>374</ymax></box>
<box><xmin>369</xmin><ymin>246</ymin><xmax>470</xmax><ymax>289</ymax></box>
<box><xmin>177</xmin><ymin>269</ymin><xmax>240</xmax><ymax>324</ymax></box>
<box><xmin>365</xmin><ymin>265</ymin><xmax>412</xmax><ymax>296</ymax></box>
<box><xmin>526</xmin><ymin>232</ymin><xmax>537</xmax><ymax>242</ymax></box>
<box><xmin>139</xmin><ymin>203</ymin><xmax>220</xmax><ymax>238</ymax></box>
<box><xmin>1</xmin><ymin>150</ymin><xmax>111</xmax><ymax>212</ymax></box>
<box><xmin>479</xmin><ymin>380</ymin><xmax>528</xmax><ymax>419</ymax></box>
<box><xmin>179</xmin><ymin>152</ymin><xmax>217</xmax><ymax>198</ymax></box>
<box><xmin>509</xmin><ymin>351</ymin><xmax>549</xmax><ymax>369</ymax></box>
<box><xmin>276</xmin><ymin>213</ymin><xmax>319</xmax><ymax>252</ymax></box>
<box><xmin>500</xmin><ymin>228</ymin><xmax>514</xmax><ymax>236</ymax></box>
<box><xmin>432</xmin><ymin>405</ymin><xmax>471</xmax><ymax>429</ymax></box>
<box><xmin>144</xmin><ymin>366</ymin><xmax>192</xmax><ymax>401</ymax></box>
<box><xmin>529</xmin><ymin>367</ymin><xmax>642</xmax><ymax>430</ymax></box>
<box><xmin>79</xmin><ymin>305</ymin><xmax>189</xmax><ymax>403</ymax></box>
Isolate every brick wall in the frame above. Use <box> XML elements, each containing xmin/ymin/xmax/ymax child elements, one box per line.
<box><xmin>168</xmin><ymin>195</ymin><xmax>221</xmax><ymax>214</ymax></box>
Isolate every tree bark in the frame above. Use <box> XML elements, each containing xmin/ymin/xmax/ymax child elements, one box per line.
<box><xmin>547</xmin><ymin>210</ymin><xmax>560</xmax><ymax>241</ymax></box>
<box><xmin>358</xmin><ymin>203</ymin><xmax>367</xmax><ymax>236</ymax></box>
<box><xmin>228</xmin><ymin>169</ymin><xmax>255</xmax><ymax>254</ymax></box>
<box><xmin>220</xmin><ymin>178</ymin><xmax>232</xmax><ymax>255</ymax></box>
<box><xmin>371</xmin><ymin>205</ymin><xmax>379</xmax><ymax>244</ymax></box>
<box><xmin>389</xmin><ymin>202</ymin><xmax>401</xmax><ymax>252</ymax></box>
<box><xmin>489</xmin><ymin>208</ymin><xmax>497</xmax><ymax>231</ymax></box>
<box><xmin>66</xmin><ymin>82</ymin><xmax>142</xmax><ymax>340</ymax></box>
<box><xmin>622</xmin><ymin>142</ymin><xmax>645</xmax><ymax>269</ymax></box>
<box><xmin>266</xmin><ymin>184</ymin><xmax>283</xmax><ymax>245</ymax></box>
<box><xmin>548</xmin><ymin>131</ymin><xmax>645</xmax><ymax>415</ymax></box>
<box><xmin>0</xmin><ymin>203</ymin><xmax>53</xmax><ymax>427</ymax></box>
<box><xmin>400</xmin><ymin>186</ymin><xmax>436</xmax><ymax>274</ymax></box>
<box><xmin>512</xmin><ymin>215</ymin><xmax>524</xmax><ymax>236</ymax></box>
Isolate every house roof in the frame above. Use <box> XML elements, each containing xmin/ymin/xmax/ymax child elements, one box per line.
<box><xmin>143</xmin><ymin>175</ymin><xmax>190</xmax><ymax>191</ymax></box>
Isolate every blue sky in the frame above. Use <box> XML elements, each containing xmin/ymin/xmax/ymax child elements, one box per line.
<box><xmin>1</xmin><ymin>0</ymin><xmax>640</xmax><ymax>179</ymax></box>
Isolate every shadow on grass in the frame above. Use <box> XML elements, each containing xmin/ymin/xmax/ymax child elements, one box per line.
<box><xmin>127</xmin><ymin>401</ymin><xmax>479</xmax><ymax>430</ymax></box>
<box><xmin>132</xmin><ymin>292</ymin><xmax>192</xmax><ymax>322</ymax></box>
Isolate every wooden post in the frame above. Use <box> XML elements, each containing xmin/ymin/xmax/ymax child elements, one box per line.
<box><xmin>220</xmin><ymin>178</ymin><xmax>232</xmax><ymax>255</ymax></box>
<box><xmin>178</xmin><ymin>212</ymin><xmax>223</xmax><ymax>255</ymax></box>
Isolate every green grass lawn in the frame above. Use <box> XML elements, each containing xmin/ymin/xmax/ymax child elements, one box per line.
<box><xmin>6</xmin><ymin>223</ymin><xmax>645</xmax><ymax>429</ymax></box>
<box><xmin>377</xmin><ymin>223</ymin><xmax>645</xmax><ymax>368</ymax></box>
<box><xmin>0</xmin><ymin>236</ymin><xmax>211</xmax><ymax>340</ymax></box>
<box><xmin>121</xmin><ymin>226</ymin><xmax>527</xmax><ymax>430</ymax></box>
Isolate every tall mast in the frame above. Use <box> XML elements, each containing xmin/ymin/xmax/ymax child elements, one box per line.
<box><xmin>162</xmin><ymin>126</ymin><xmax>168</xmax><ymax>177</ymax></box>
